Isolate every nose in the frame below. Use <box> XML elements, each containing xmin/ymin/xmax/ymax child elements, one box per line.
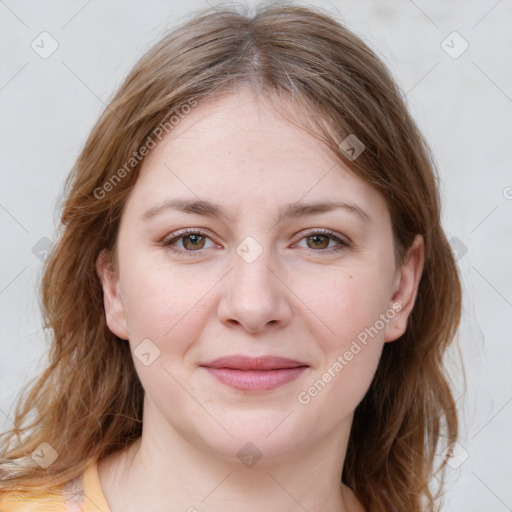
<box><xmin>217</xmin><ymin>241</ymin><xmax>293</xmax><ymax>334</ymax></box>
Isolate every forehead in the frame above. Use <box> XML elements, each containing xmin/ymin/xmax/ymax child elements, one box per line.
<box><xmin>128</xmin><ymin>89</ymin><xmax>387</xmax><ymax>219</ymax></box>
<box><xmin>151</xmin><ymin>90</ymin><xmax>334</xmax><ymax>164</ymax></box>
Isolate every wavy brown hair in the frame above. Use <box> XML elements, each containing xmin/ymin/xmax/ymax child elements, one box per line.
<box><xmin>0</xmin><ymin>3</ymin><xmax>462</xmax><ymax>511</ymax></box>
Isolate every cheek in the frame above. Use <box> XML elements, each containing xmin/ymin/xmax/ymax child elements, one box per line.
<box><xmin>304</xmin><ymin>266</ymin><xmax>391</xmax><ymax>344</ymax></box>
<box><xmin>118</xmin><ymin>256</ymin><xmax>215</xmax><ymax>358</ymax></box>
<box><xmin>298</xmin><ymin>268</ymin><xmax>390</xmax><ymax>405</ymax></box>
<box><xmin>308</xmin><ymin>342</ymin><xmax>383</xmax><ymax>429</ymax></box>
<box><xmin>118</xmin><ymin>259</ymin><xmax>214</xmax><ymax>409</ymax></box>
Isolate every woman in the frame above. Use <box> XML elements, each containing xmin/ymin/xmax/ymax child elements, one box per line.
<box><xmin>0</xmin><ymin>3</ymin><xmax>462</xmax><ymax>511</ymax></box>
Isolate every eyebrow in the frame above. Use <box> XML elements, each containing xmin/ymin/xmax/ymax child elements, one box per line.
<box><xmin>141</xmin><ymin>198</ymin><xmax>371</xmax><ymax>223</ymax></box>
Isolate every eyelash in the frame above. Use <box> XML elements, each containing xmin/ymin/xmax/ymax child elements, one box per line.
<box><xmin>161</xmin><ymin>228</ymin><xmax>352</xmax><ymax>257</ymax></box>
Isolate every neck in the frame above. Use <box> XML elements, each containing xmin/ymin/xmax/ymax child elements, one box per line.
<box><xmin>98</xmin><ymin>409</ymin><xmax>363</xmax><ymax>512</ymax></box>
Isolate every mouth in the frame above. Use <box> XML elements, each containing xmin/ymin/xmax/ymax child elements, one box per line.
<box><xmin>199</xmin><ymin>355</ymin><xmax>309</xmax><ymax>391</ymax></box>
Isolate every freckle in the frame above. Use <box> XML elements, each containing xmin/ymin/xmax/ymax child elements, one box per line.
<box><xmin>348</xmin><ymin>275</ymin><xmax>353</xmax><ymax>278</ymax></box>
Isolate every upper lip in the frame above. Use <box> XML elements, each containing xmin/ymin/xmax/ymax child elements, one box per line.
<box><xmin>200</xmin><ymin>355</ymin><xmax>309</xmax><ymax>371</ymax></box>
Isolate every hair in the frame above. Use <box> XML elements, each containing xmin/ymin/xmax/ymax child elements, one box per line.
<box><xmin>0</xmin><ymin>2</ymin><xmax>463</xmax><ymax>511</ymax></box>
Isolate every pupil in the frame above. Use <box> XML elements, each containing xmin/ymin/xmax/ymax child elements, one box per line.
<box><xmin>309</xmin><ymin>235</ymin><xmax>328</xmax><ymax>249</ymax></box>
<box><xmin>185</xmin><ymin>234</ymin><xmax>203</xmax><ymax>249</ymax></box>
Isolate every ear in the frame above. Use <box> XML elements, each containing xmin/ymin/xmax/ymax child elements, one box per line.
<box><xmin>96</xmin><ymin>249</ymin><xmax>130</xmax><ymax>340</ymax></box>
<box><xmin>384</xmin><ymin>235</ymin><xmax>425</xmax><ymax>343</ymax></box>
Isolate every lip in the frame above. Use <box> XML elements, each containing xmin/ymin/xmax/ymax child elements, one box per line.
<box><xmin>201</xmin><ymin>355</ymin><xmax>308</xmax><ymax>371</ymax></box>
<box><xmin>200</xmin><ymin>355</ymin><xmax>309</xmax><ymax>391</ymax></box>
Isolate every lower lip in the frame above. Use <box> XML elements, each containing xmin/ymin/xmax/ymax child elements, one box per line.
<box><xmin>204</xmin><ymin>367</ymin><xmax>308</xmax><ymax>391</ymax></box>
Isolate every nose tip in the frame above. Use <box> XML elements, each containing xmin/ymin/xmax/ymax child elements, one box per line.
<box><xmin>216</xmin><ymin>247</ymin><xmax>292</xmax><ymax>333</ymax></box>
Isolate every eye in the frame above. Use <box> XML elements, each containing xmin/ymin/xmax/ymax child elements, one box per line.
<box><xmin>162</xmin><ymin>229</ymin><xmax>217</xmax><ymax>255</ymax></box>
<box><xmin>294</xmin><ymin>229</ymin><xmax>351</xmax><ymax>253</ymax></box>
<box><xmin>162</xmin><ymin>228</ymin><xmax>351</xmax><ymax>257</ymax></box>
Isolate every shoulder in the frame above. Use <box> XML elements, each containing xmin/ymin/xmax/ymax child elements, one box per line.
<box><xmin>0</xmin><ymin>491</ymin><xmax>65</xmax><ymax>511</ymax></box>
<box><xmin>0</xmin><ymin>474</ymin><xmax>83</xmax><ymax>512</ymax></box>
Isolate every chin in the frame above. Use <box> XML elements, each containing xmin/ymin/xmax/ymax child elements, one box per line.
<box><xmin>185</xmin><ymin>409</ymin><xmax>319</xmax><ymax>464</ymax></box>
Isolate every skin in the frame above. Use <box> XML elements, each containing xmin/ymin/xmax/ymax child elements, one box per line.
<box><xmin>96</xmin><ymin>88</ymin><xmax>424</xmax><ymax>512</ymax></box>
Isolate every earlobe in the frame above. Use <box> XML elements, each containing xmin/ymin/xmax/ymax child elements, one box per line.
<box><xmin>96</xmin><ymin>249</ymin><xmax>130</xmax><ymax>340</ymax></box>
<box><xmin>384</xmin><ymin>235</ymin><xmax>425</xmax><ymax>343</ymax></box>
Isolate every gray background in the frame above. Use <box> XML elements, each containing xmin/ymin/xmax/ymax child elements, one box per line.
<box><xmin>1</xmin><ymin>0</ymin><xmax>511</xmax><ymax>510</ymax></box>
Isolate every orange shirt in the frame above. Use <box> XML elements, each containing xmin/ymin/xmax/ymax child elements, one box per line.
<box><xmin>0</xmin><ymin>462</ymin><xmax>111</xmax><ymax>512</ymax></box>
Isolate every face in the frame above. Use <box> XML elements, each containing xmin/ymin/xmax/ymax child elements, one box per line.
<box><xmin>97</xmin><ymin>89</ymin><xmax>423</xmax><ymax>462</ymax></box>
